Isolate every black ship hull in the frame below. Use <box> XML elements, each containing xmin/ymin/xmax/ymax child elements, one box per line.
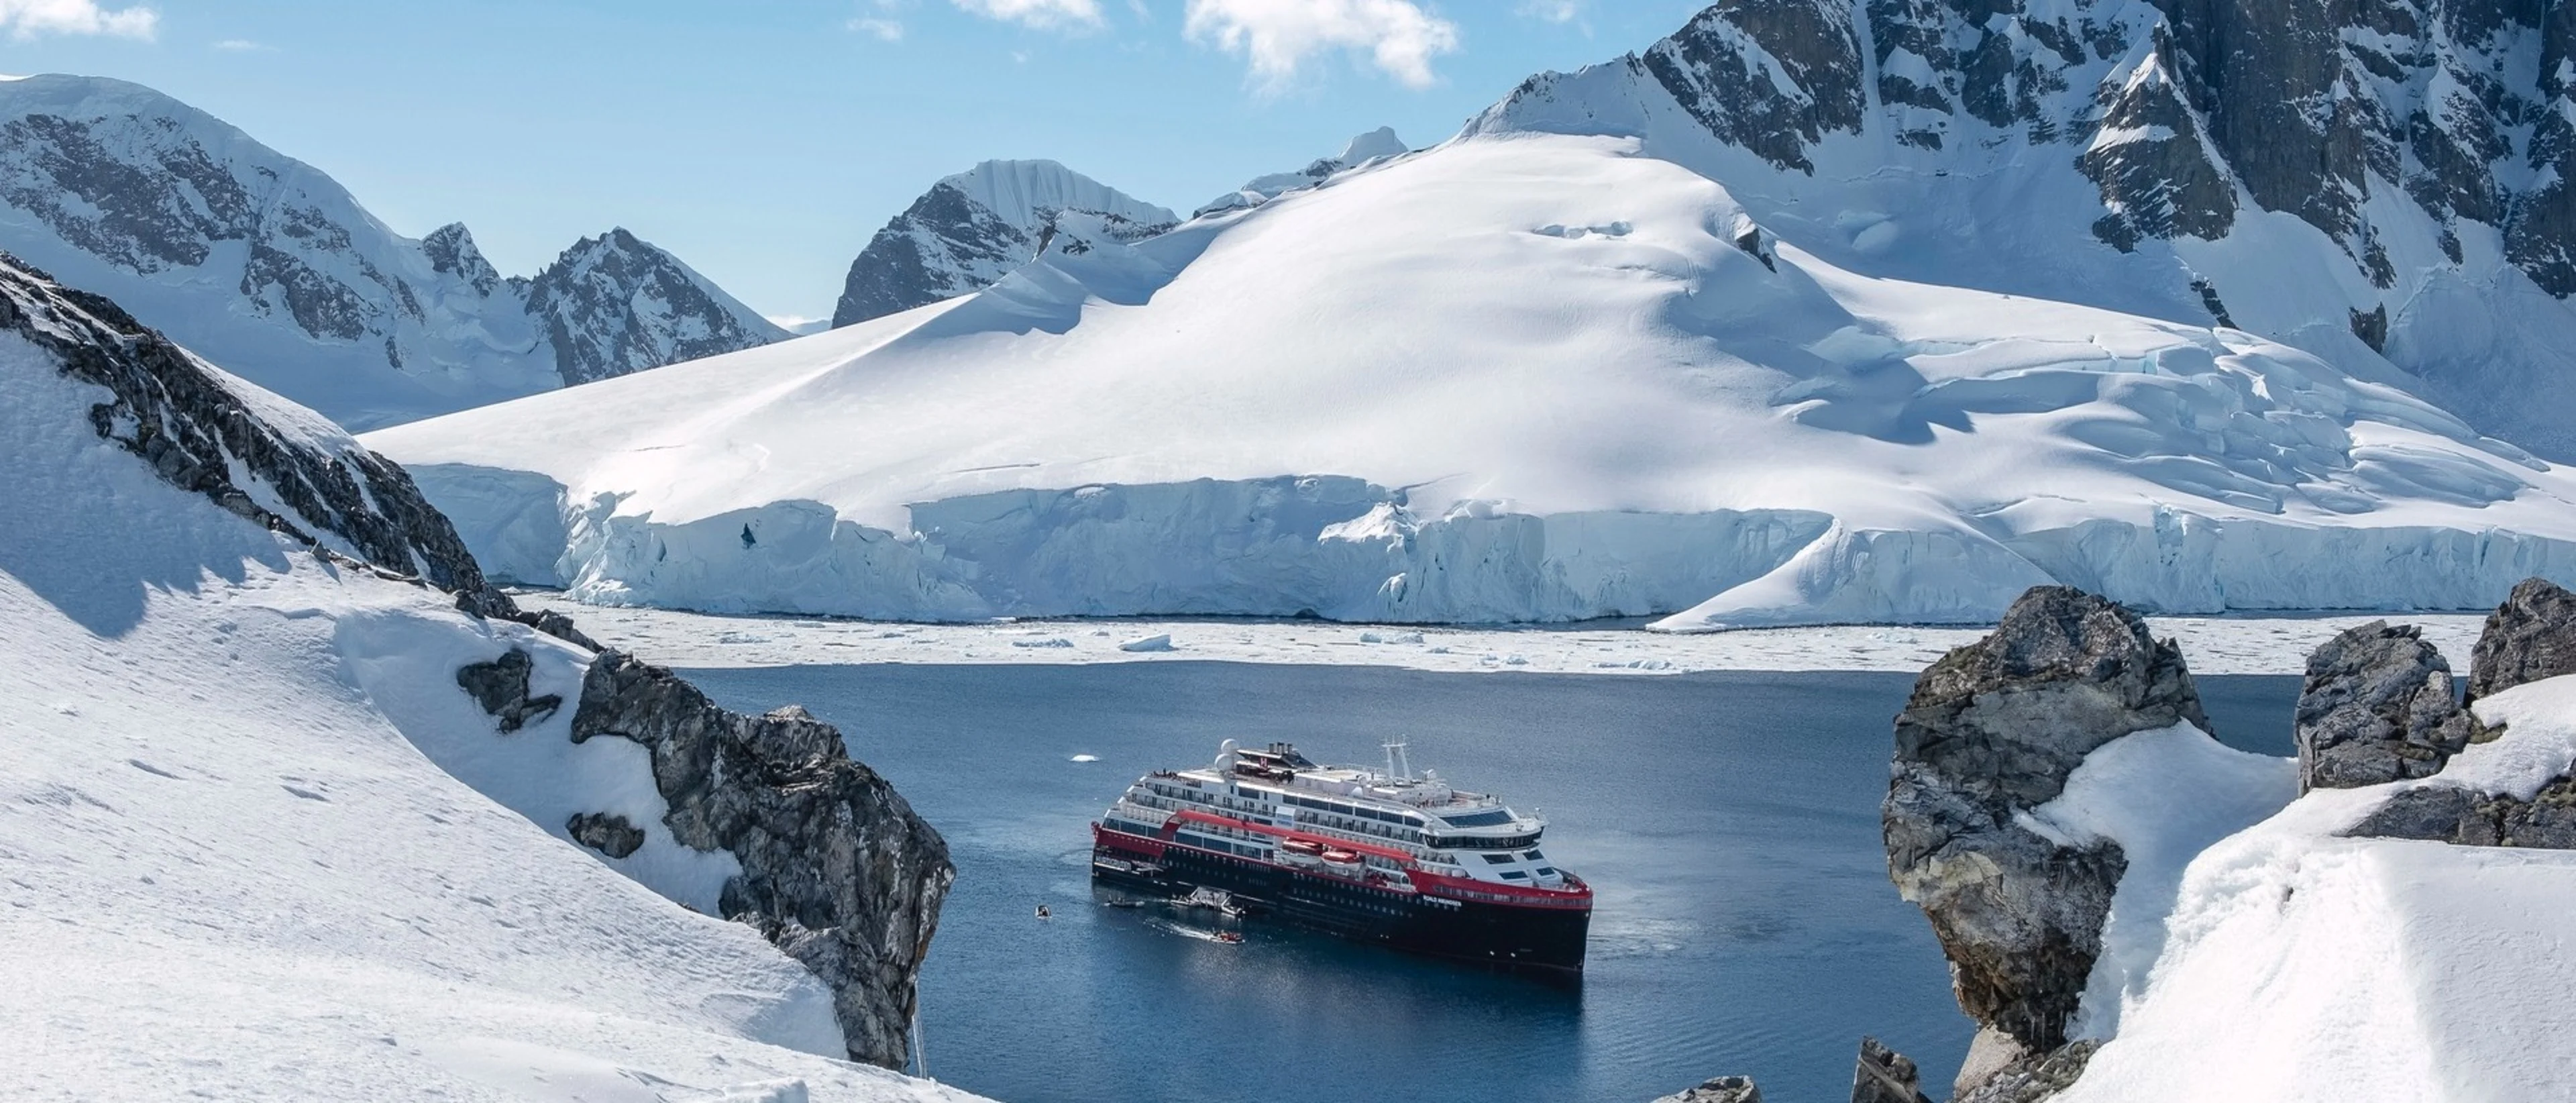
<box><xmin>1093</xmin><ymin>836</ymin><xmax>1590</xmax><ymax>976</ymax></box>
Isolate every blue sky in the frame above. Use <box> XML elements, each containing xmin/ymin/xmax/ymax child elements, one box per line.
<box><xmin>0</xmin><ymin>0</ymin><xmax>1710</xmax><ymax>321</ymax></box>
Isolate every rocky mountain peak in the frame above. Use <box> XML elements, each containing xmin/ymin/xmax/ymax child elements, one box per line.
<box><xmin>421</xmin><ymin>221</ymin><xmax>503</xmax><ymax>297</ymax></box>
<box><xmin>830</xmin><ymin>160</ymin><xmax>1175</xmax><ymax>327</ymax></box>
<box><xmin>521</xmin><ymin>227</ymin><xmax>786</xmax><ymax>388</ymax></box>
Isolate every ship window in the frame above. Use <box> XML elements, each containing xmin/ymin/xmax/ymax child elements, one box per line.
<box><xmin>1480</xmin><ymin>853</ymin><xmax>1513</xmax><ymax>864</ymax></box>
<box><xmin>1499</xmin><ymin>870</ymin><xmax>1530</xmax><ymax>880</ymax></box>
<box><xmin>1523</xmin><ymin>850</ymin><xmax>1544</xmax><ymax>861</ymax></box>
<box><xmin>1437</xmin><ymin>809</ymin><xmax>1514</xmax><ymax>828</ymax></box>
<box><xmin>1536</xmin><ymin>868</ymin><xmax>1558</xmax><ymax>876</ymax></box>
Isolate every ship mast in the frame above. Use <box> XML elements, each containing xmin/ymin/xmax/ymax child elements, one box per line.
<box><xmin>1382</xmin><ymin>737</ymin><xmax>1413</xmax><ymax>783</ymax></box>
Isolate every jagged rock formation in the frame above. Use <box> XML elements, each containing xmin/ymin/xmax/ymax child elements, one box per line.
<box><xmin>8</xmin><ymin>252</ymin><xmax>949</xmax><ymax>1071</ymax></box>
<box><xmin>453</xmin><ymin>647</ymin><xmax>562</xmax><ymax>733</ymax></box>
<box><xmin>2294</xmin><ymin>622</ymin><xmax>2475</xmax><ymax>792</ymax></box>
<box><xmin>0</xmin><ymin>74</ymin><xmax>781</xmax><ymax>429</ymax></box>
<box><xmin>1649</xmin><ymin>1074</ymin><xmax>1761</xmax><ymax>1103</ymax></box>
<box><xmin>519</xmin><ymin>229</ymin><xmax>786</xmax><ymax>386</ymax></box>
<box><xmin>2349</xmin><ymin>576</ymin><xmax>2576</xmax><ymax>849</ymax></box>
<box><xmin>2467</xmin><ymin>577</ymin><xmax>2576</xmax><ymax>704</ymax></box>
<box><xmin>566</xmin><ymin>811</ymin><xmax>645</xmax><ymax>858</ymax></box>
<box><xmin>571</xmin><ymin>652</ymin><xmax>951</xmax><ymax>1069</ymax></box>
<box><xmin>1475</xmin><ymin>0</ymin><xmax>2576</xmax><ymax>460</ymax></box>
<box><xmin>1886</xmin><ymin>585</ymin><xmax>2206</xmax><ymax>1054</ymax></box>
<box><xmin>1852</xmin><ymin>1037</ymin><xmax>1935</xmax><ymax>1103</ymax></box>
<box><xmin>0</xmin><ymin>250</ymin><xmax>488</xmax><ymax>590</ymax></box>
<box><xmin>830</xmin><ymin>159</ymin><xmax>1175</xmax><ymax>327</ymax></box>
<box><xmin>1192</xmin><ymin>127</ymin><xmax>1409</xmax><ymax>218</ymax></box>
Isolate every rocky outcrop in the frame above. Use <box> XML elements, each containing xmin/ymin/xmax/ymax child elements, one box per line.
<box><xmin>1649</xmin><ymin>1074</ymin><xmax>1761</xmax><ymax>1103</ymax></box>
<box><xmin>1851</xmin><ymin>1037</ymin><xmax>1934</xmax><ymax>1103</ymax></box>
<box><xmin>518</xmin><ymin>229</ymin><xmax>786</xmax><ymax>387</ymax></box>
<box><xmin>455</xmin><ymin>647</ymin><xmax>562</xmax><ymax>733</ymax></box>
<box><xmin>1886</xmin><ymin>585</ymin><xmax>2205</xmax><ymax>1054</ymax></box>
<box><xmin>2349</xmin><ymin>576</ymin><xmax>2576</xmax><ymax>849</ymax></box>
<box><xmin>1951</xmin><ymin>1040</ymin><xmax>2099</xmax><ymax>1103</ymax></box>
<box><xmin>570</xmin><ymin>651</ymin><xmax>953</xmax><ymax>1069</ymax></box>
<box><xmin>0</xmin><ymin>251</ymin><xmax>490</xmax><ymax>593</ymax></box>
<box><xmin>2294</xmin><ymin>622</ymin><xmax>2473</xmax><ymax>792</ymax></box>
<box><xmin>566</xmin><ymin>811</ymin><xmax>645</xmax><ymax>858</ymax></box>
<box><xmin>2466</xmin><ymin>577</ymin><xmax>2576</xmax><ymax>704</ymax></box>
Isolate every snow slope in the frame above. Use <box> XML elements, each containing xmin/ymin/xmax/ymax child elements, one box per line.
<box><xmin>2046</xmin><ymin>676</ymin><xmax>2576</xmax><ymax>1102</ymax></box>
<box><xmin>370</xmin><ymin>129</ymin><xmax>2576</xmax><ymax>628</ymax></box>
<box><xmin>0</xmin><ymin>74</ymin><xmax>782</xmax><ymax>428</ymax></box>
<box><xmin>1189</xmin><ymin>126</ymin><xmax>1409</xmax><ymax>217</ymax></box>
<box><xmin>0</xmin><ymin>273</ymin><xmax>970</xmax><ymax>1098</ymax></box>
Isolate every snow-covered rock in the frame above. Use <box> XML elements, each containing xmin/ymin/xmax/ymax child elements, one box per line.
<box><xmin>1189</xmin><ymin>126</ymin><xmax>1409</xmax><ymax>218</ymax></box>
<box><xmin>368</xmin><ymin>120</ymin><xmax>2576</xmax><ymax>628</ymax></box>
<box><xmin>0</xmin><ymin>74</ymin><xmax>782</xmax><ymax>429</ymax></box>
<box><xmin>830</xmin><ymin>159</ymin><xmax>1175</xmax><ymax>327</ymax></box>
<box><xmin>0</xmin><ymin>254</ymin><xmax>960</xmax><ymax>1094</ymax></box>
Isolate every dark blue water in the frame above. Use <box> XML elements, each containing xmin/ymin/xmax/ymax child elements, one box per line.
<box><xmin>685</xmin><ymin>664</ymin><xmax>2300</xmax><ymax>1103</ymax></box>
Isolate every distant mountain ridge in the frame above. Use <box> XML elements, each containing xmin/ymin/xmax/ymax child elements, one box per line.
<box><xmin>0</xmin><ymin>72</ymin><xmax>782</xmax><ymax>429</ymax></box>
<box><xmin>830</xmin><ymin>158</ymin><xmax>1175</xmax><ymax>327</ymax></box>
<box><xmin>1193</xmin><ymin>127</ymin><xmax>1409</xmax><ymax>218</ymax></box>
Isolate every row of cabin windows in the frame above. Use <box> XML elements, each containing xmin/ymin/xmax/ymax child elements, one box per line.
<box><xmin>1273</xmin><ymin>790</ymin><xmax>1424</xmax><ymax>827</ymax></box>
<box><xmin>1102</xmin><ymin>817</ymin><xmax>1160</xmax><ymax>837</ymax></box>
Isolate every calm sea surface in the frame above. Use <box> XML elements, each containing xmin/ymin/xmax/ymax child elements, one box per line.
<box><xmin>684</xmin><ymin>664</ymin><xmax>2299</xmax><ymax>1103</ymax></box>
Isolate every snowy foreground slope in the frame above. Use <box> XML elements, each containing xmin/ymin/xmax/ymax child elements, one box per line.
<box><xmin>0</xmin><ymin>74</ymin><xmax>782</xmax><ymax>429</ymax></box>
<box><xmin>0</xmin><ymin>260</ymin><xmax>968</xmax><ymax>1100</ymax></box>
<box><xmin>370</xmin><ymin>126</ymin><xmax>2576</xmax><ymax>629</ymax></box>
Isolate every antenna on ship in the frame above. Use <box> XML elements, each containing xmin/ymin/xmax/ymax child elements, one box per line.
<box><xmin>1383</xmin><ymin>737</ymin><xmax>1413</xmax><ymax>782</ymax></box>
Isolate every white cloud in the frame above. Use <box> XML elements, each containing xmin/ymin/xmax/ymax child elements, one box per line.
<box><xmin>847</xmin><ymin>15</ymin><xmax>904</xmax><ymax>40</ymax></box>
<box><xmin>211</xmin><ymin>38</ymin><xmax>272</xmax><ymax>51</ymax></box>
<box><xmin>0</xmin><ymin>0</ymin><xmax>158</xmax><ymax>40</ymax></box>
<box><xmin>1517</xmin><ymin>0</ymin><xmax>1580</xmax><ymax>23</ymax></box>
<box><xmin>949</xmin><ymin>0</ymin><xmax>1103</xmax><ymax>32</ymax></box>
<box><xmin>1183</xmin><ymin>0</ymin><xmax>1459</xmax><ymax>90</ymax></box>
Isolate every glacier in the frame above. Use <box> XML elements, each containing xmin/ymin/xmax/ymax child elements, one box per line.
<box><xmin>369</xmin><ymin>131</ymin><xmax>2576</xmax><ymax>629</ymax></box>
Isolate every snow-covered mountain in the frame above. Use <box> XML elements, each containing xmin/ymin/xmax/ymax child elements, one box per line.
<box><xmin>368</xmin><ymin>109</ymin><xmax>2576</xmax><ymax>629</ymax></box>
<box><xmin>0</xmin><ymin>73</ymin><xmax>784</xmax><ymax>429</ymax></box>
<box><xmin>0</xmin><ymin>254</ymin><xmax>961</xmax><ymax>1098</ymax></box>
<box><xmin>1191</xmin><ymin>126</ymin><xmax>1409</xmax><ymax>218</ymax></box>
<box><xmin>1474</xmin><ymin>0</ymin><xmax>2576</xmax><ymax>460</ymax></box>
<box><xmin>830</xmin><ymin>159</ymin><xmax>1177</xmax><ymax>327</ymax></box>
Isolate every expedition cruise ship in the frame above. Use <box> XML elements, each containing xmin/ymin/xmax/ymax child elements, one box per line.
<box><xmin>1090</xmin><ymin>739</ymin><xmax>1591</xmax><ymax>974</ymax></box>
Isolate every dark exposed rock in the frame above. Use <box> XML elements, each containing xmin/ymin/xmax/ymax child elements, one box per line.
<box><xmin>0</xmin><ymin>251</ymin><xmax>488</xmax><ymax>594</ymax></box>
<box><xmin>1851</xmin><ymin>1037</ymin><xmax>1933</xmax><ymax>1103</ymax></box>
<box><xmin>2078</xmin><ymin>41</ymin><xmax>2237</xmax><ymax>250</ymax></box>
<box><xmin>455</xmin><ymin>647</ymin><xmax>563</xmax><ymax>733</ymax></box>
<box><xmin>2465</xmin><ymin>577</ymin><xmax>2576</xmax><ymax>706</ymax></box>
<box><xmin>1644</xmin><ymin>0</ymin><xmax>1865</xmax><ymax>175</ymax></box>
<box><xmin>1887</xmin><ymin>586</ymin><xmax>2206</xmax><ymax>1053</ymax></box>
<box><xmin>2353</xmin><ymin>776</ymin><xmax>2576</xmax><ymax>849</ymax></box>
<box><xmin>1953</xmin><ymin>1039</ymin><xmax>2100</xmax><ymax>1103</ymax></box>
<box><xmin>2294</xmin><ymin>621</ymin><xmax>2473</xmax><ymax>792</ymax></box>
<box><xmin>571</xmin><ymin>649</ymin><xmax>953</xmax><ymax>1069</ymax></box>
<box><xmin>520</xmin><ymin>228</ymin><xmax>784</xmax><ymax>387</ymax></box>
<box><xmin>1650</xmin><ymin>1074</ymin><xmax>1761</xmax><ymax>1103</ymax></box>
<box><xmin>566</xmin><ymin>811</ymin><xmax>645</xmax><ymax>859</ymax></box>
<box><xmin>2349</xmin><ymin>305</ymin><xmax>2389</xmax><ymax>354</ymax></box>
